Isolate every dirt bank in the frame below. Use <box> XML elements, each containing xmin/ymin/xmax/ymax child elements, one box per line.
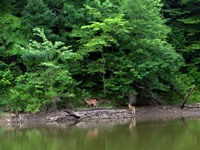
<box><xmin>1</xmin><ymin>105</ymin><xmax>200</xmax><ymax>125</ymax></box>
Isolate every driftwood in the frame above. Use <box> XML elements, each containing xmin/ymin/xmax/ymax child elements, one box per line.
<box><xmin>183</xmin><ymin>104</ymin><xmax>200</xmax><ymax>108</ymax></box>
<box><xmin>46</xmin><ymin>107</ymin><xmax>136</xmax><ymax>122</ymax></box>
<box><xmin>180</xmin><ymin>86</ymin><xmax>196</xmax><ymax>109</ymax></box>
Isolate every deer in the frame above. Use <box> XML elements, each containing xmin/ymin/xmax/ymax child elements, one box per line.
<box><xmin>84</xmin><ymin>98</ymin><xmax>98</xmax><ymax>108</ymax></box>
<box><xmin>128</xmin><ymin>104</ymin><xmax>136</xmax><ymax>115</ymax></box>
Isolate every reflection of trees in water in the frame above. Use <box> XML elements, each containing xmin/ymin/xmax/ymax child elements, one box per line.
<box><xmin>181</xmin><ymin>118</ymin><xmax>198</xmax><ymax>144</ymax></box>
<box><xmin>0</xmin><ymin>121</ymin><xmax>24</xmax><ymax>138</ymax></box>
<box><xmin>0</xmin><ymin>128</ymin><xmax>60</xmax><ymax>150</ymax></box>
<box><xmin>0</xmin><ymin>128</ymin><xmax>6</xmax><ymax>137</ymax></box>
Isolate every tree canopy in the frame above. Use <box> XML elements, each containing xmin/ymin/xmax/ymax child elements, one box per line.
<box><xmin>0</xmin><ymin>0</ymin><xmax>199</xmax><ymax>112</ymax></box>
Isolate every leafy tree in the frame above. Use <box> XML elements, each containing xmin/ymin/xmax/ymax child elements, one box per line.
<box><xmin>8</xmin><ymin>28</ymin><xmax>80</xmax><ymax>112</ymax></box>
<box><xmin>72</xmin><ymin>0</ymin><xmax>183</xmax><ymax>104</ymax></box>
<box><xmin>22</xmin><ymin>0</ymin><xmax>57</xmax><ymax>40</ymax></box>
<box><xmin>0</xmin><ymin>1</ymin><xmax>27</xmax><ymax>108</ymax></box>
<box><xmin>0</xmin><ymin>0</ymin><xmax>194</xmax><ymax>111</ymax></box>
<box><xmin>162</xmin><ymin>0</ymin><xmax>200</xmax><ymax>102</ymax></box>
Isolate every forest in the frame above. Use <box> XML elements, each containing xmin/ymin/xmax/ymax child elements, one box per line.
<box><xmin>0</xmin><ymin>0</ymin><xmax>200</xmax><ymax>113</ymax></box>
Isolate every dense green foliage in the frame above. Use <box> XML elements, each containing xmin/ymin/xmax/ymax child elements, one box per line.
<box><xmin>0</xmin><ymin>0</ymin><xmax>199</xmax><ymax>112</ymax></box>
<box><xmin>162</xmin><ymin>0</ymin><xmax>200</xmax><ymax>102</ymax></box>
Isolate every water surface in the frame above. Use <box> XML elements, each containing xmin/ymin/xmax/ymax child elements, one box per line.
<box><xmin>0</xmin><ymin>118</ymin><xmax>200</xmax><ymax>150</ymax></box>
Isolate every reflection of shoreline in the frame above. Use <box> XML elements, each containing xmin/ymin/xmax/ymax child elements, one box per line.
<box><xmin>1</xmin><ymin>117</ymin><xmax>200</xmax><ymax>131</ymax></box>
<box><xmin>0</xmin><ymin>118</ymin><xmax>135</xmax><ymax>131</ymax></box>
<box><xmin>2</xmin><ymin>106</ymin><xmax>200</xmax><ymax>126</ymax></box>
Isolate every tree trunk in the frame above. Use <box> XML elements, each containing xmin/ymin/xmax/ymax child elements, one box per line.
<box><xmin>180</xmin><ymin>86</ymin><xmax>196</xmax><ymax>109</ymax></box>
<box><xmin>128</xmin><ymin>92</ymin><xmax>136</xmax><ymax>105</ymax></box>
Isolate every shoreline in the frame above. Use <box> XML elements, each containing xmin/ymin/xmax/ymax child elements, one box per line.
<box><xmin>1</xmin><ymin>106</ymin><xmax>200</xmax><ymax>125</ymax></box>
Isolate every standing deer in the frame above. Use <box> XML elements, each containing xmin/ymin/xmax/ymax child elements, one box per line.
<box><xmin>84</xmin><ymin>98</ymin><xmax>98</xmax><ymax>108</ymax></box>
<box><xmin>128</xmin><ymin>104</ymin><xmax>136</xmax><ymax>115</ymax></box>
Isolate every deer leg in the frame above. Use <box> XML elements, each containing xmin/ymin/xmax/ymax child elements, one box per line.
<box><xmin>94</xmin><ymin>103</ymin><xmax>96</xmax><ymax>108</ymax></box>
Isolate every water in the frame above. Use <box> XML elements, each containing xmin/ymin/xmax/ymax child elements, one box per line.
<box><xmin>0</xmin><ymin>118</ymin><xmax>200</xmax><ymax>150</ymax></box>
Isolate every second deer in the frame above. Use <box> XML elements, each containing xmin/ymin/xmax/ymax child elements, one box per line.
<box><xmin>128</xmin><ymin>104</ymin><xmax>136</xmax><ymax>115</ymax></box>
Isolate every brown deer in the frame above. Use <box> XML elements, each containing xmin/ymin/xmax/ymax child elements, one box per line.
<box><xmin>84</xmin><ymin>98</ymin><xmax>98</xmax><ymax>108</ymax></box>
<box><xmin>128</xmin><ymin>104</ymin><xmax>136</xmax><ymax>115</ymax></box>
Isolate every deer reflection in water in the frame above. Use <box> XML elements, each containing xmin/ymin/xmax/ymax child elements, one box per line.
<box><xmin>128</xmin><ymin>118</ymin><xmax>137</xmax><ymax>138</ymax></box>
<box><xmin>87</xmin><ymin>128</ymin><xmax>98</xmax><ymax>139</ymax></box>
<box><xmin>129</xmin><ymin>118</ymin><xmax>136</xmax><ymax>130</ymax></box>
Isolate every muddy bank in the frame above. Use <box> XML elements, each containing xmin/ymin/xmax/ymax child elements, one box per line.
<box><xmin>1</xmin><ymin>105</ymin><xmax>200</xmax><ymax>125</ymax></box>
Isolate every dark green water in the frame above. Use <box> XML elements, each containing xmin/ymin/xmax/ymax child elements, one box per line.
<box><xmin>0</xmin><ymin>118</ymin><xmax>200</xmax><ymax>150</ymax></box>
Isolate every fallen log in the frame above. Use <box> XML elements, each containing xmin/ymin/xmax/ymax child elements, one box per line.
<box><xmin>47</xmin><ymin>108</ymin><xmax>136</xmax><ymax>122</ymax></box>
<box><xmin>183</xmin><ymin>104</ymin><xmax>200</xmax><ymax>108</ymax></box>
